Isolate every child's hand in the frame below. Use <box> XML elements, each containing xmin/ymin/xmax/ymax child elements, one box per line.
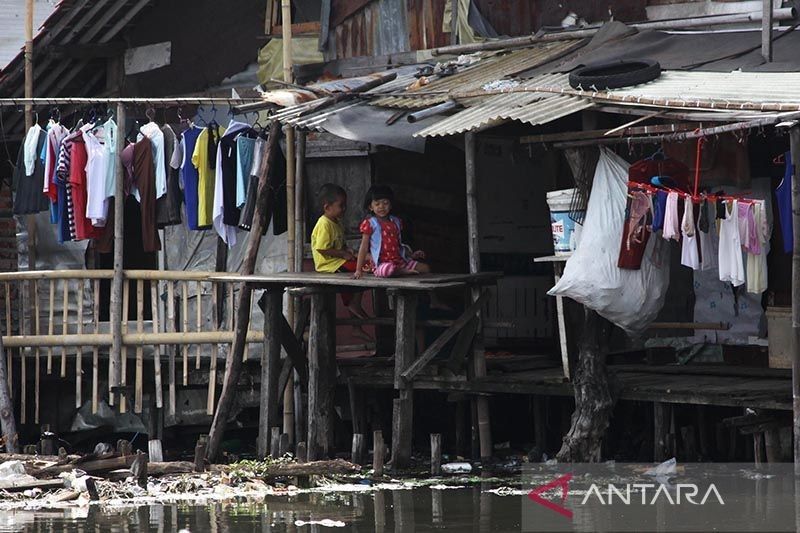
<box><xmin>411</xmin><ymin>250</ymin><xmax>426</xmax><ymax>260</ymax></box>
<box><xmin>343</xmin><ymin>249</ymin><xmax>356</xmax><ymax>261</ymax></box>
<box><xmin>352</xmin><ymin>269</ymin><xmax>363</xmax><ymax>280</ymax></box>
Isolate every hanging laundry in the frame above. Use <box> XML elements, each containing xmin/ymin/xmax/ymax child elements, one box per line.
<box><xmin>662</xmin><ymin>191</ymin><xmax>680</xmax><ymax>241</ymax></box>
<box><xmin>103</xmin><ymin>117</ymin><xmax>118</xmax><ymax>201</ymax></box>
<box><xmin>236</xmin><ymin>135</ymin><xmax>256</xmax><ymax>208</ymax></box>
<box><xmin>82</xmin><ymin>124</ymin><xmax>110</xmax><ymax>226</ymax></box>
<box><xmin>651</xmin><ymin>190</ymin><xmax>667</xmax><ymax>232</ymax></box>
<box><xmin>746</xmin><ymin>199</ymin><xmax>768</xmax><ymax>294</ymax></box>
<box><xmin>139</xmin><ymin>121</ymin><xmax>167</xmax><ymax>199</ymax></box>
<box><xmin>23</xmin><ymin>123</ymin><xmax>43</xmax><ymax>177</ymax></box>
<box><xmin>156</xmin><ymin>124</ymin><xmax>181</xmax><ymax>228</ymax></box>
<box><xmin>680</xmin><ymin>197</ymin><xmax>699</xmax><ymax>270</ymax></box>
<box><xmin>69</xmin><ymin>125</ymin><xmax>103</xmax><ymax>241</ymax></box>
<box><xmin>617</xmin><ymin>188</ymin><xmax>651</xmax><ymax>270</ymax></box>
<box><xmin>179</xmin><ymin>125</ymin><xmax>205</xmax><ymax>230</ymax></box>
<box><xmin>718</xmin><ymin>200</ymin><xmax>745</xmax><ymax>287</ymax></box>
<box><xmin>12</xmin><ymin>126</ymin><xmax>49</xmax><ymax>215</ymax></box>
<box><xmin>192</xmin><ymin>124</ymin><xmax>225</xmax><ymax>228</ymax></box>
<box><xmin>699</xmin><ymin>200</ymin><xmax>718</xmax><ymax>272</ymax></box>
<box><xmin>213</xmin><ymin>120</ymin><xmax>251</xmax><ymax>246</ymax></box>
<box><xmin>775</xmin><ymin>151</ymin><xmax>793</xmax><ymax>254</ymax></box>
<box><xmin>737</xmin><ymin>201</ymin><xmax>756</xmax><ymax>254</ymax></box>
<box><xmin>133</xmin><ymin>136</ymin><xmax>160</xmax><ymax>252</ymax></box>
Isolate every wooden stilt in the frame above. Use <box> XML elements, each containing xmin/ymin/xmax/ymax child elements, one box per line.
<box><xmin>279</xmin><ymin>432</ymin><xmax>290</xmax><ymax>456</ymax></box>
<box><xmin>431</xmin><ymin>433</ymin><xmax>442</xmax><ymax>475</ymax></box>
<box><xmin>257</xmin><ymin>290</ymin><xmax>283</xmax><ymax>459</ymax></box>
<box><xmin>270</xmin><ymin>426</ymin><xmax>281</xmax><ymax>459</ymax></box>
<box><xmin>109</xmin><ymin>102</ymin><xmax>125</xmax><ymax>407</ymax></box>
<box><xmin>295</xmin><ymin>441</ymin><xmax>307</xmax><ymax>463</ymax></box>
<box><xmin>654</xmin><ymin>402</ymin><xmax>667</xmax><ymax>462</ymax></box>
<box><xmin>765</xmin><ymin>427</ymin><xmax>781</xmax><ymax>463</ymax></box>
<box><xmin>372</xmin><ymin>430</ymin><xmax>384</xmax><ymax>476</ymax></box>
<box><xmin>20</xmin><ymin>281</ymin><xmax>26</xmax><ymax>425</ymax></box>
<box><xmin>148</xmin><ymin>439</ymin><xmax>164</xmax><ymax>462</ymax></box>
<box><xmin>754</xmin><ymin>432</ymin><xmax>765</xmax><ymax>466</ymax></box>
<box><xmin>307</xmin><ymin>292</ymin><xmax>335</xmax><ymax>461</ymax></box>
<box><xmin>0</xmin><ymin>312</ymin><xmax>18</xmax><ymax>452</ymax></box>
<box><xmin>464</xmin><ymin>132</ymin><xmax>492</xmax><ymax>461</ymax></box>
<box><xmin>194</xmin><ymin>435</ymin><xmax>207</xmax><ymax>472</ymax></box>
<box><xmin>788</xmin><ymin>126</ymin><xmax>800</xmax><ymax>474</ymax></box>
<box><xmin>351</xmin><ymin>433</ymin><xmax>365</xmax><ymax>465</ymax></box>
<box><xmin>391</xmin><ymin>291</ymin><xmax>417</xmax><ymax>469</ymax></box>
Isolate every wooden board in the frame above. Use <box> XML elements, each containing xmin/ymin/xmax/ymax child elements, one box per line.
<box><xmin>208</xmin><ymin>272</ymin><xmax>501</xmax><ymax>291</ymax></box>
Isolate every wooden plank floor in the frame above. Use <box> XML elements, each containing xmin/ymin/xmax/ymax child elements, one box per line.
<box><xmin>337</xmin><ymin>356</ymin><xmax>793</xmax><ymax>410</ymax></box>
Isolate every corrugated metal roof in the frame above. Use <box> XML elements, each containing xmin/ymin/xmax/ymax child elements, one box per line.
<box><xmin>525</xmin><ymin>71</ymin><xmax>800</xmax><ymax>112</ymax></box>
<box><xmin>0</xmin><ymin>0</ymin><xmax>58</xmax><ymax>70</ymax></box>
<box><xmin>414</xmin><ymin>73</ymin><xmax>594</xmax><ymax>137</ymax></box>
<box><xmin>371</xmin><ymin>39</ymin><xmax>583</xmax><ymax>110</ymax></box>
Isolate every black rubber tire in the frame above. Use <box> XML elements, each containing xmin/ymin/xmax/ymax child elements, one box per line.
<box><xmin>568</xmin><ymin>60</ymin><xmax>661</xmax><ymax>90</ymax></box>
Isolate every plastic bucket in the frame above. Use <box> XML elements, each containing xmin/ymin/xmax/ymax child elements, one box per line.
<box><xmin>546</xmin><ymin>188</ymin><xmax>584</xmax><ymax>255</ymax></box>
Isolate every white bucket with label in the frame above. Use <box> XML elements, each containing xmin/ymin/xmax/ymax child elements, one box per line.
<box><xmin>546</xmin><ymin>188</ymin><xmax>584</xmax><ymax>255</ymax></box>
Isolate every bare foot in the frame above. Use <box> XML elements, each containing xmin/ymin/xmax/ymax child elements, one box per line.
<box><xmin>346</xmin><ymin>303</ymin><xmax>369</xmax><ymax>320</ymax></box>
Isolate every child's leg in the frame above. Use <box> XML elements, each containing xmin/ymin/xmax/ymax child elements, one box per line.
<box><xmin>338</xmin><ymin>261</ymin><xmax>372</xmax><ymax>340</ymax></box>
<box><xmin>397</xmin><ymin>260</ymin><xmax>429</xmax><ymax>276</ymax></box>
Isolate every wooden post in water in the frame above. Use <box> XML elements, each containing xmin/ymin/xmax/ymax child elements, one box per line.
<box><xmin>307</xmin><ymin>292</ymin><xmax>335</xmax><ymax>461</ymax></box>
<box><xmin>194</xmin><ymin>435</ymin><xmax>207</xmax><ymax>472</ymax></box>
<box><xmin>0</xmin><ymin>331</ymin><xmax>18</xmax><ymax>452</ymax></box>
<box><xmin>464</xmin><ymin>132</ymin><xmax>493</xmax><ymax>462</ymax></box>
<box><xmin>431</xmin><ymin>434</ymin><xmax>442</xmax><ymax>476</ymax></box>
<box><xmin>207</xmin><ymin>122</ymin><xmax>281</xmax><ymax>461</ymax></box>
<box><xmin>352</xmin><ymin>433</ymin><xmax>365</xmax><ymax>465</ymax></box>
<box><xmin>789</xmin><ymin>126</ymin><xmax>800</xmax><ymax>474</ymax></box>
<box><xmin>391</xmin><ymin>292</ymin><xmax>417</xmax><ymax>469</ymax></box>
<box><xmin>257</xmin><ymin>289</ymin><xmax>283</xmax><ymax>459</ymax></box>
<box><xmin>373</xmin><ymin>430</ymin><xmax>384</xmax><ymax>476</ymax></box>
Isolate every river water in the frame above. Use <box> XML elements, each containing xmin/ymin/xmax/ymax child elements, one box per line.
<box><xmin>0</xmin><ymin>486</ymin><xmax>522</xmax><ymax>532</ymax></box>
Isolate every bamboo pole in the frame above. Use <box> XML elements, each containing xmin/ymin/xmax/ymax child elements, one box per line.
<box><xmin>120</xmin><ymin>279</ymin><xmax>129</xmax><ymax>413</ymax></box>
<box><xmin>33</xmin><ymin>279</ymin><xmax>39</xmax><ymax>423</ymax></box>
<box><xmin>195</xmin><ymin>281</ymin><xmax>202</xmax><ymax>370</ymax></box>
<box><xmin>20</xmin><ymin>281</ymin><xmax>26</xmax><ymax>425</ymax></box>
<box><xmin>47</xmin><ymin>280</ymin><xmax>54</xmax><ymax>374</ymax></box>
<box><xmin>4</xmin><ymin>283</ymin><xmax>11</xmax><ymax>397</ymax></box>
<box><xmin>2</xmin><ymin>330</ymin><xmax>267</xmax><ymax>347</ymax></box>
<box><xmin>75</xmin><ymin>281</ymin><xmax>83</xmax><ymax>410</ymax></box>
<box><xmin>167</xmin><ymin>280</ymin><xmax>176</xmax><ymax>417</ymax></box>
<box><xmin>109</xmin><ymin>102</ymin><xmax>125</xmax><ymax>407</ymax></box>
<box><xmin>762</xmin><ymin>0</ymin><xmax>773</xmax><ymax>63</ymax></box>
<box><xmin>61</xmin><ymin>280</ymin><xmax>68</xmax><ymax>378</ymax></box>
<box><xmin>135</xmin><ymin>280</ymin><xmax>144</xmax><ymax>413</ymax></box>
<box><xmin>182</xmin><ymin>281</ymin><xmax>188</xmax><ymax>386</ymax></box>
<box><xmin>207</xmin><ymin>282</ymin><xmax>218</xmax><ymax>415</ymax></box>
<box><xmin>92</xmin><ymin>279</ymin><xmax>99</xmax><ymax>414</ymax></box>
<box><xmin>150</xmin><ymin>280</ymin><xmax>163</xmax><ymax>409</ymax></box>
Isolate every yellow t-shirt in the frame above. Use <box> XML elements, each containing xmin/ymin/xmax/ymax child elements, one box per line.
<box><xmin>311</xmin><ymin>215</ymin><xmax>346</xmax><ymax>273</ymax></box>
<box><xmin>191</xmin><ymin>126</ymin><xmax>226</xmax><ymax>227</ymax></box>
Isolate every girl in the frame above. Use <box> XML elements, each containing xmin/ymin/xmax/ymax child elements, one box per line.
<box><xmin>354</xmin><ymin>185</ymin><xmax>430</xmax><ymax>279</ymax></box>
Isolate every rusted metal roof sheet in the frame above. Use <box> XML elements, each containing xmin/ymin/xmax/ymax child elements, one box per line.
<box><xmin>371</xmin><ymin>39</ymin><xmax>583</xmax><ymax>109</ymax></box>
<box><xmin>414</xmin><ymin>73</ymin><xmax>594</xmax><ymax>137</ymax></box>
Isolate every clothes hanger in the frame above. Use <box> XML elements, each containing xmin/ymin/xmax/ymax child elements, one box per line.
<box><xmin>773</xmin><ymin>153</ymin><xmax>786</xmax><ymax>165</ymax></box>
<box><xmin>145</xmin><ymin>107</ymin><xmax>156</xmax><ymax>123</ymax></box>
<box><xmin>195</xmin><ymin>106</ymin><xmax>207</xmax><ymax>127</ymax></box>
<box><xmin>126</xmin><ymin>119</ymin><xmax>140</xmax><ymax>143</ymax></box>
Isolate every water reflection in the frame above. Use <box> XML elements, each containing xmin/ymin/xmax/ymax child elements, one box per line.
<box><xmin>0</xmin><ymin>487</ymin><xmax>523</xmax><ymax>532</ymax></box>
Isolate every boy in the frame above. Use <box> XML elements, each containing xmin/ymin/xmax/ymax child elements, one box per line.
<box><xmin>311</xmin><ymin>183</ymin><xmax>370</xmax><ymax>338</ymax></box>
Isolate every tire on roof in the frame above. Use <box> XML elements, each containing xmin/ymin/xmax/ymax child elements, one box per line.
<box><xmin>568</xmin><ymin>60</ymin><xmax>661</xmax><ymax>90</ymax></box>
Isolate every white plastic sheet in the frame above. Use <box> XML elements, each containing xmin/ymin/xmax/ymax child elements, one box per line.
<box><xmin>548</xmin><ymin>148</ymin><xmax>670</xmax><ymax>334</ymax></box>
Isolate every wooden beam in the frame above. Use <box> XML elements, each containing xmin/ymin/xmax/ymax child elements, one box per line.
<box><xmin>391</xmin><ymin>292</ymin><xmax>417</xmax><ymax>469</ymax></box>
<box><xmin>401</xmin><ymin>291</ymin><xmax>488</xmax><ymax>383</ymax></box>
<box><xmin>307</xmin><ymin>292</ymin><xmax>336</xmax><ymax>461</ymax></box>
<box><xmin>271</xmin><ymin>21</ymin><xmax>322</xmax><ymax>36</ymax></box>
<box><xmin>257</xmin><ymin>290</ymin><xmax>283</xmax><ymax>459</ymax></box>
<box><xmin>789</xmin><ymin>125</ymin><xmax>800</xmax><ymax>474</ymax></box>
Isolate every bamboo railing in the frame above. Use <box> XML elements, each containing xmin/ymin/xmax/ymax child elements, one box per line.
<box><xmin>0</xmin><ymin>270</ymin><xmax>265</xmax><ymax>423</ymax></box>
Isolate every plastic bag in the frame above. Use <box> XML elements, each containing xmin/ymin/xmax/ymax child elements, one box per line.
<box><xmin>548</xmin><ymin>148</ymin><xmax>670</xmax><ymax>334</ymax></box>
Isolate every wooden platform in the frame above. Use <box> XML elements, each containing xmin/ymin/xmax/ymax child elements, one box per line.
<box><xmin>209</xmin><ymin>271</ymin><xmax>502</xmax><ymax>290</ymax></box>
<box><xmin>338</xmin><ymin>357</ymin><xmax>793</xmax><ymax>411</ymax></box>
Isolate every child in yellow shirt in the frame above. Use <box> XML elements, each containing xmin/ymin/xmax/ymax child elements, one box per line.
<box><xmin>310</xmin><ymin>184</ymin><xmax>370</xmax><ymax>338</ymax></box>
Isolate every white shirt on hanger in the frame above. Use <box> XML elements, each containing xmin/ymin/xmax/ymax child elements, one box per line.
<box><xmin>138</xmin><ymin>121</ymin><xmax>167</xmax><ymax>199</ymax></box>
<box><xmin>718</xmin><ymin>200</ymin><xmax>745</xmax><ymax>287</ymax></box>
<box><xmin>82</xmin><ymin>124</ymin><xmax>109</xmax><ymax>226</ymax></box>
<box><xmin>23</xmin><ymin>123</ymin><xmax>42</xmax><ymax>176</ymax></box>
<box><xmin>680</xmin><ymin>198</ymin><xmax>700</xmax><ymax>270</ymax></box>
